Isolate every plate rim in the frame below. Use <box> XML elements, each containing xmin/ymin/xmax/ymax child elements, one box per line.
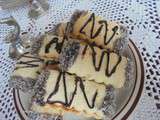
<box><xmin>13</xmin><ymin>39</ymin><xmax>145</xmax><ymax>120</ymax></box>
<box><xmin>112</xmin><ymin>39</ymin><xmax>144</xmax><ymax>120</ymax></box>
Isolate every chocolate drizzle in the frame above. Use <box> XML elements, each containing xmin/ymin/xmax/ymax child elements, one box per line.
<box><xmin>105</xmin><ymin>51</ymin><xmax>122</xmax><ymax>76</ymax></box>
<box><xmin>45</xmin><ymin>37</ymin><xmax>62</xmax><ymax>54</ymax></box>
<box><xmin>45</xmin><ymin>22</ymin><xmax>71</xmax><ymax>55</ymax></box>
<box><xmin>45</xmin><ymin>60</ymin><xmax>59</xmax><ymax>66</ymax></box>
<box><xmin>15</xmin><ymin>53</ymin><xmax>43</xmax><ymax>70</ymax></box>
<box><xmin>47</xmin><ymin>72</ymin><xmax>98</xmax><ymax>109</ymax></box>
<box><xmin>79</xmin><ymin>13</ymin><xmax>118</xmax><ymax>45</ymax></box>
<box><xmin>82</xmin><ymin>45</ymin><xmax>122</xmax><ymax>77</ymax></box>
<box><xmin>44</xmin><ymin>37</ymin><xmax>121</xmax><ymax>77</ymax></box>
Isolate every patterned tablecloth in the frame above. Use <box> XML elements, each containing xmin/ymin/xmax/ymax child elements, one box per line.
<box><xmin>0</xmin><ymin>0</ymin><xmax>160</xmax><ymax>120</ymax></box>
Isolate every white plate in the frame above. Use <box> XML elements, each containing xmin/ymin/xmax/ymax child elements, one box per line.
<box><xmin>13</xmin><ymin>40</ymin><xmax>144</xmax><ymax>120</ymax></box>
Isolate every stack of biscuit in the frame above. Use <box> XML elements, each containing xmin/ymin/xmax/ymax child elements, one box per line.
<box><xmin>9</xmin><ymin>10</ymin><xmax>131</xmax><ymax>120</ymax></box>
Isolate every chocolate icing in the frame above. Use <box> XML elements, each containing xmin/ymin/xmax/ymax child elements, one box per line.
<box><xmin>45</xmin><ymin>60</ymin><xmax>60</xmax><ymax>66</ymax></box>
<box><xmin>46</xmin><ymin>72</ymin><xmax>98</xmax><ymax>109</ymax></box>
<box><xmin>79</xmin><ymin>13</ymin><xmax>118</xmax><ymax>45</ymax></box>
<box><xmin>44</xmin><ymin>34</ymin><xmax>121</xmax><ymax>77</ymax></box>
<box><xmin>45</xmin><ymin>23</ymin><xmax>71</xmax><ymax>54</ymax></box>
<box><xmin>45</xmin><ymin>35</ymin><xmax>68</xmax><ymax>54</ymax></box>
<box><xmin>82</xmin><ymin>44</ymin><xmax>122</xmax><ymax>77</ymax></box>
<box><xmin>15</xmin><ymin>53</ymin><xmax>43</xmax><ymax>70</ymax></box>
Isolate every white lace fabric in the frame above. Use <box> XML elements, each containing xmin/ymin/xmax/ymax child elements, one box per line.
<box><xmin>0</xmin><ymin>0</ymin><xmax>160</xmax><ymax>120</ymax></box>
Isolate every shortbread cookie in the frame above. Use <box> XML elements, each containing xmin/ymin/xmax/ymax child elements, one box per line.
<box><xmin>59</xmin><ymin>41</ymin><xmax>128</xmax><ymax>88</ymax></box>
<box><xmin>31</xmin><ymin>70</ymin><xmax>106</xmax><ymax>119</ymax></box>
<box><xmin>9</xmin><ymin>53</ymin><xmax>44</xmax><ymax>92</ymax></box>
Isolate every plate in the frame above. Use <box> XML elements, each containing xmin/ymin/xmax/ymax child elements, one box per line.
<box><xmin>13</xmin><ymin>40</ymin><xmax>144</xmax><ymax>120</ymax></box>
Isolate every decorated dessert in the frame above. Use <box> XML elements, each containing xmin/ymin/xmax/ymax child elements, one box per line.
<box><xmin>31</xmin><ymin>70</ymin><xmax>106</xmax><ymax>119</ymax></box>
<box><xmin>55</xmin><ymin>10</ymin><xmax>128</xmax><ymax>53</ymax></box>
<box><xmin>7</xmin><ymin>10</ymin><xmax>131</xmax><ymax>120</ymax></box>
<box><xmin>31</xmin><ymin>33</ymin><xmax>129</xmax><ymax>88</ymax></box>
<box><xmin>62</xmin><ymin>42</ymin><xmax>129</xmax><ymax>88</ymax></box>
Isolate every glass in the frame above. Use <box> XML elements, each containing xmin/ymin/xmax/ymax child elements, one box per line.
<box><xmin>0</xmin><ymin>0</ymin><xmax>27</xmax><ymax>9</ymax></box>
<box><xmin>28</xmin><ymin>0</ymin><xmax>49</xmax><ymax>19</ymax></box>
<box><xmin>0</xmin><ymin>0</ymin><xmax>49</xmax><ymax>19</ymax></box>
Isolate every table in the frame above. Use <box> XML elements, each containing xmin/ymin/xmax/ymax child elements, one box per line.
<box><xmin>0</xmin><ymin>0</ymin><xmax>160</xmax><ymax>120</ymax></box>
